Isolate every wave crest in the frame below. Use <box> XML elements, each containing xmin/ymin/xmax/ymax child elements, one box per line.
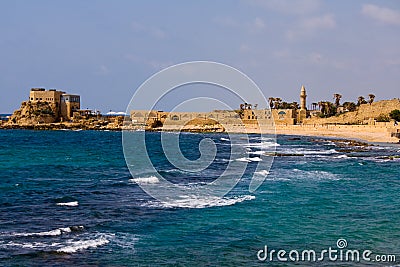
<box><xmin>145</xmin><ymin>195</ymin><xmax>255</xmax><ymax>209</ymax></box>
<box><xmin>129</xmin><ymin>176</ymin><xmax>159</xmax><ymax>184</ymax></box>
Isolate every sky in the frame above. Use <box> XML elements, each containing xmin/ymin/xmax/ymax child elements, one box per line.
<box><xmin>0</xmin><ymin>0</ymin><xmax>399</xmax><ymax>113</ymax></box>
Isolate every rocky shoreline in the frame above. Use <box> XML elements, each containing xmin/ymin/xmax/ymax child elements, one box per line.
<box><xmin>0</xmin><ymin>122</ymin><xmax>122</xmax><ymax>131</ymax></box>
<box><xmin>1</xmin><ymin>120</ymin><xmax>399</xmax><ymax>145</ymax></box>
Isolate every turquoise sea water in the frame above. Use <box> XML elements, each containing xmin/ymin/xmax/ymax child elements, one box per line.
<box><xmin>0</xmin><ymin>129</ymin><xmax>399</xmax><ymax>266</ymax></box>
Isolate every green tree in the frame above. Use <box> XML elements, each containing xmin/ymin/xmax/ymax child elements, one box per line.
<box><xmin>357</xmin><ymin>96</ymin><xmax>367</xmax><ymax>106</ymax></box>
<box><xmin>343</xmin><ymin>102</ymin><xmax>357</xmax><ymax>112</ymax></box>
<box><xmin>389</xmin><ymin>110</ymin><xmax>400</xmax><ymax>121</ymax></box>
<box><xmin>376</xmin><ymin>114</ymin><xmax>390</xmax><ymax>122</ymax></box>
<box><xmin>333</xmin><ymin>93</ymin><xmax>342</xmax><ymax>107</ymax></box>
<box><xmin>368</xmin><ymin>94</ymin><xmax>375</xmax><ymax>104</ymax></box>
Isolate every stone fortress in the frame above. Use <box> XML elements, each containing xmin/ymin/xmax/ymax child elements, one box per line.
<box><xmin>29</xmin><ymin>88</ymin><xmax>81</xmax><ymax>120</ymax></box>
<box><xmin>8</xmin><ymin>88</ymin><xmax>82</xmax><ymax>125</ymax></box>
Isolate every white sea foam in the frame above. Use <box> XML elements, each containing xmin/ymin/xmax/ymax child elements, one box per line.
<box><xmin>236</xmin><ymin>157</ymin><xmax>263</xmax><ymax>162</ymax></box>
<box><xmin>362</xmin><ymin>156</ymin><xmax>400</xmax><ymax>163</ymax></box>
<box><xmin>265</xmin><ymin>168</ymin><xmax>341</xmax><ymax>182</ymax></box>
<box><xmin>249</xmin><ymin>150</ymin><xmax>267</xmax><ymax>155</ymax></box>
<box><xmin>111</xmin><ymin>232</ymin><xmax>139</xmax><ymax>249</ymax></box>
<box><xmin>236</xmin><ymin>157</ymin><xmax>251</xmax><ymax>162</ymax></box>
<box><xmin>146</xmin><ymin>195</ymin><xmax>255</xmax><ymax>209</ymax></box>
<box><xmin>6</xmin><ymin>226</ymin><xmax>84</xmax><ymax>237</ymax></box>
<box><xmin>334</xmin><ymin>154</ymin><xmax>348</xmax><ymax>159</ymax></box>
<box><xmin>56</xmin><ymin>235</ymin><xmax>110</xmax><ymax>253</ymax></box>
<box><xmin>220</xmin><ymin>137</ymin><xmax>229</xmax><ymax>141</ymax></box>
<box><xmin>255</xmin><ymin>170</ymin><xmax>269</xmax><ymax>176</ymax></box>
<box><xmin>278</xmin><ymin>148</ymin><xmax>338</xmax><ymax>155</ymax></box>
<box><xmin>245</xmin><ymin>141</ymin><xmax>280</xmax><ymax>148</ymax></box>
<box><xmin>56</xmin><ymin>201</ymin><xmax>79</xmax><ymax>207</ymax></box>
<box><xmin>129</xmin><ymin>176</ymin><xmax>159</xmax><ymax>184</ymax></box>
<box><xmin>292</xmin><ymin>169</ymin><xmax>340</xmax><ymax>181</ymax></box>
<box><xmin>1</xmin><ymin>229</ymin><xmax>116</xmax><ymax>254</ymax></box>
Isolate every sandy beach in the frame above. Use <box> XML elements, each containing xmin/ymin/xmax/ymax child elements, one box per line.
<box><xmin>240</xmin><ymin>124</ymin><xmax>400</xmax><ymax>144</ymax></box>
<box><xmin>276</xmin><ymin>125</ymin><xmax>400</xmax><ymax>143</ymax></box>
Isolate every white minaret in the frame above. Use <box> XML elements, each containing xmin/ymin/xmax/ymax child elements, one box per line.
<box><xmin>300</xmin><ymin>85</ymin><xmax>307</xmax><ymax>110</ymax></box>
<box><xmin>298</xmin><ymin>85</ymin><xmax>307</xmax><ymax>123</ymax></box>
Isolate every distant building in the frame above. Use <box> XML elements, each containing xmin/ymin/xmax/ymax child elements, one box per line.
<box><xmin>29</xmin><ymin>88</ymin><xmax>80</xmax><ymax>121</ymax></box>
<box><xmin>129</xmin><ymin>85</ymin><xmax>310</xmax><ymax>127</ymax></box>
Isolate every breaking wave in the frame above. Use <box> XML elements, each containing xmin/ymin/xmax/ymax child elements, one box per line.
<box><xmin>2</xmin><ymin>226</ymin><xmax>84</xmax><ymax>237</ymax></box>
<box><xmin>56</xmin><ymin>201</ymin><xmax>79</xmax><ymax>207</ymax></box>
<box><xmin>244</xmin><ymin>141</ymin><xmax>280</xmax><ymax>148</ymax></box>
<box><xmin>56</xmin><ymin>235</ymin><xmax>110</xmax><ymax>253</ymax></box>
<box><xmin>144</xmin><ymin>195</ymin><xmax>255</xmax><ymax>209</ymax></box>
<box><xmin>129</xmin><ymin>176</ymin><xmax>159</xmax><ymax>184</ymax></box>
<box><xmin>266</xmin><ymin>169</ymin><xmax>341</xmax><ymax>182</ymax></box>
<box><xmin>236</xmin><ymin>157</ymin><xmax>263</xmax><ymax>162</ymax></box>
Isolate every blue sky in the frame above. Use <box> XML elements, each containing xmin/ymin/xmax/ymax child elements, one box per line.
<box><xmin>1</xmin><ymin>0</ymin><xmax>399</xmax><ymax>113</ymax></box>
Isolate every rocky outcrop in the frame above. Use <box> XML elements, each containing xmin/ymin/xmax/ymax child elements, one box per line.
<box><xmin>155</xmin><ymin>117</ymin><xmax>225</xmax><ymax>132</ymax></box>
<box><xmin>8</xmin><ymin>101</ymin><xmax>58</xmax><ymax>125</ymax></box>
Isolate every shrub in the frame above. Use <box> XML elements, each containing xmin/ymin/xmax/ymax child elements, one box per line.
<box><xmin>376</xmin><ymin>114</ymin><xmax>390</xmax><ymax>122</ymax></box>
<box><xmin>389</xmin><ymin>110</ymin><xmax>400</xmax><ymax>121</ymax></box>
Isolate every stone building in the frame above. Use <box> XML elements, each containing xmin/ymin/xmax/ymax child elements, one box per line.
<box><xmin>29</xmin><ymin>88</ymin><xmax>80</xmax><ymax>121</ymax></box>
<box><xmin>128</xmin><ymin>85</ymin><xmax>308</xmax><ymax>128</ymax></box>
<box><xmin>60</xmin><ymin>94</ymin><xmax>80</xmax><ymax>120</ymax></box>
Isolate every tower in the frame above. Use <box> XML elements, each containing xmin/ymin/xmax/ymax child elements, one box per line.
<box><xmin>298</xmin><ymin>85</ymin><xmax>307</xmax><ymax>123</ymax></box>
<box><xmin>300</xmin><ymin>85</ymin><xmax>307</xmax><ymax>110</ymax></box>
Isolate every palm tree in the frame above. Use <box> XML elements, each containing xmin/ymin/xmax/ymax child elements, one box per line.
<box><xmin>291</xmin><ymin>102</ymin><xmax>299</xmax><ymax>109</ymax></box>
<box><xmin>268</xmin><ymin>97</ymin><xmax>275</xmax><ymax>109</ymax></box>
<box><xmin>368</xmin><ymin>94</ymin><xmax>375</xmax><ymax>104</ymax></box>
<box><xmin>333</xmin><ymin>93</ymin><xmax>342</xmax><ymax>107</ymax></box>
<box><xmin>324</xmin><ymin>102</ymin><xmax>331</xmax><ymax>115</ymax></box>
<box><xmin>318</xmin><ymin>101</ymin><xmax>323</xmax><ymax>112</ymax></box>
<box><xmin>274</xmin><ymin>98</ymin><xmax>282</xmax><ymax>109</ymax></box>
<box><xmin>343</xmin><ymin>102</ymin><xmax>357</xmax><ymax>112</ymax></box>
<box><xmin>319</xmin><ymin>101</ymin><xmax>326</xmax><ymax>114</ymax></box>
<box><xmin>357</xmin><ymin>96</ymin><xmax>367</xmax><ymax>106</ymax></box>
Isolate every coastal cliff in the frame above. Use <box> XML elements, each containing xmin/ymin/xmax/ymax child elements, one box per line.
<box><xmin>4</xmin><ymin>100</ymin><xmax>124</xmax><ymax>131</ymax></box>
<box><xmin>8</xmin><ymin>101</ymin><xmax>58</xmax><ymax>125</ymax></box>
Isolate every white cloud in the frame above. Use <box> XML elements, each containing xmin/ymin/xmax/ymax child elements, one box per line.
<box><xmin>245</xmin><ymin>0</ymin><xmax>320</xmax><ymax>15</ymax></box>
<box><xmin>361</xmin><ymin>4</ymin><xmax>400</xmax><ymax>26</ymax></box>
<box><xmin>286</xmin><ymin>14</ymin><xmax>336</xmax><ymax>40</ymax></box>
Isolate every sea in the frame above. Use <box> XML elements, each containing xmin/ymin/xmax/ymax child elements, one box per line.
<box><xmin>0</xmin><ymin>129</ymin><xmax>399</xmax><ymax>266</ymax></box>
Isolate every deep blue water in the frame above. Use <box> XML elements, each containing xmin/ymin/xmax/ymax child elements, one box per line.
<box><xmin>0</xmin><ymin>130</ymin><xmax>399</xmax><ymax>266</ymax></box>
